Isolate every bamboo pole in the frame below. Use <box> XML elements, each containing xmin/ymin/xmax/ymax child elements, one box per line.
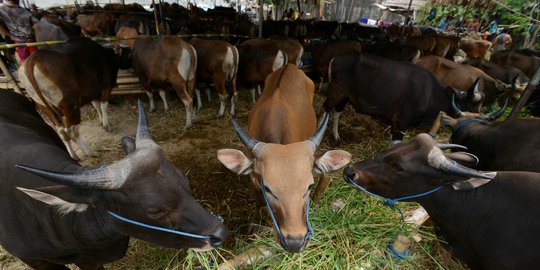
<box><xmin>0</xmin><ymin>56</ymin><xmax>22</xmax><ymax>94</ymax></box>
<box><xmin>152</xmin><ymin>0</ymin><xmax>161</xmax><ymax>35</ymax></box>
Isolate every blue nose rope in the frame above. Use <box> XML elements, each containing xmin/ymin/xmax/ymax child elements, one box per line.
<box><xmin>107</xmin><ymin>211</ymin><xmax>223</xmax><ymax>240</ymax></box>
<box><xmin>344</xmin><ymin>175</ymin><xmax>445</xmax><ymax>260</ymax></box>
<box><xmin>260</xmin><ymin>180</ymin><xmax>314</xmax><ymax>249</ymax></box>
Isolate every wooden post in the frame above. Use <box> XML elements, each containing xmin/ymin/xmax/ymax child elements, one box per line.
<box><xmin>258</xmin><ymin>0</ymin><xmax>263</xmax><ymax>37</ymax></box>
<box><xmin>312</xmin><ymin>174</ymin><xmax>331</xmax><ymax>203</ymax></box>
<box><xmin>0</xmin><ymin>57</ymin><xmax>22</xmax><ymax>94</ymax></box>
<box><xmin>152</xmin><ymin>0</ymin><xmax>160</xmax><ymax>35</ymax></box>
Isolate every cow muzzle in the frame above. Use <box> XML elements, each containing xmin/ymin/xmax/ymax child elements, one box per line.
<box><xmin>280</xmin><ymin>235</ymin><xmax>309</xmax><ymax>253</ymax></box>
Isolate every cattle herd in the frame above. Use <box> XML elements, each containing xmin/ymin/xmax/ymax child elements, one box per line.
<box><xmin>1</xmin><ymin>3</ymin><xmax>540</xmax><ymax>269</ymax></box>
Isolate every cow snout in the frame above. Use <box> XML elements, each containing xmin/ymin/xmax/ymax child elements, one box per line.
<box><xmin>281</xmin><ymin>236</ymin><xmax>308</xmax><ymax>253</ymax></box>
<box><xmin>343</xmin><ymin>166</ymin><xmax>356</xmax><ymax>182</ymax></box>
<box><xmin>208</xmin><ymin>224</ymin><xmax>228</xmax><ymax>247</ymax></box>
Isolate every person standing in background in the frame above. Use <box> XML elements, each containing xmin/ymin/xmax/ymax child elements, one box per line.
<box><xmin>0</xmin><ymin>0</ymin><xmax>38</xmax><ymax>62</ymax></box>
<box><xmin>492</xmin><ymin>28</ymin><xmax>512</xmax><ymax>52</ymax></box>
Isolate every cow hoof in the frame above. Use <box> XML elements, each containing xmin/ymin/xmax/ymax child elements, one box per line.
<box><xmin>103</xmin><ymin>125</ymin><xmax>112</xmax><ymax>132</ymax></box>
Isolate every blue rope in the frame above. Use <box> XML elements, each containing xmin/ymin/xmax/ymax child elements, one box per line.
<box><xmin>387</xmin><ymin>243</ymin><xmax>409</xmax><ymax>260</ymax></box>
<box><xmin>260</xmin><ymin>179</ymin><xmax>314</xmax><ymax>247</ymax></box>
<box><xmin>107</xmin><ymin>211</ymin><xmax>212</xmax><ymax>239</ymax></box>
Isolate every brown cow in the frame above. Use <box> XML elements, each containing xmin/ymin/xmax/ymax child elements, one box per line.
<box><xmin>217</xmin><ymin>64</ymin><xmax>351</xmax><ymax>252</ymax></box>
<box><xmin>190</xmin><ymin>39</ymin><xmax>239</xmax><ymax>116</ymax></box>
<box><xmin>268</xmin><ymin>38</ymin><xmax>304</xmax><ymax>66</ymax></box>
<box><xmin>415</xmin><ymin>55</ymin><xmax>514</xmax><ymax>107</ymax></box>
<box><xmin>491</xmin><ymin>50</ymin><xmax>540</xmax><ymax>79</ymax></box>
<box><xmin>131</xmin><ymin>36</ymin><xmax>197</xmax><ymax>130</ymax></box>
<box><xmin>460</xmin><ymin>39</ymin><xmax>491</xmax><ymax>59</ymax></box>
<box><xmin>77</xmin><ymin>13</ymin><xmax>114</xmax><ymax>36</ymax></box>
<box><xmin>18</xmin><ymin>37</ymin><xmax>127</xmax><ymax>159</ymax></box>
<box><xmin>237</xmin><ymin>39</ymin><xmax>287</xmax><ymax>103</ymax></box>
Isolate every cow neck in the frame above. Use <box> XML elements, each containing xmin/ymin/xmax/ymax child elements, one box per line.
<box><xmin>260</xmin><ymin>179</ymin><xmax>314</xmax><ymax>246</ymax></box>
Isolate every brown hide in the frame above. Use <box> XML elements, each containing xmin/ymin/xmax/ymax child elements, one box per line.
<box><xmin>460</xmin><ymin>39</ymin><xmax>491</xmax><ymax>59</ymax></box>
<box><xmin>415</xmin><ymin>55</ymin><xmax>502</xmax><ymax>107</ymax></box>
<box><xmin>491</xmin><ymin>50</ymin><xmax>540</xmax><ymax>79</ymax></box>
<box><xmin>115</xmin><ymin>26</ymin><xmax>139</xmax><ymax>49</ymax></box>
<box><xmin>77</xmin><ymin>13</ymin><xmax>114</xmax><ymax>36</ymax></box>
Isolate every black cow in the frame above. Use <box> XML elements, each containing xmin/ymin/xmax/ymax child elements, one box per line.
<box><xmin>33</xmin><ymin>16</ymin><xmax>81</xmax><ymax>44</ymax></box>
<box><xmin>463</xmin><ymin>58</ymin><xmax>529</xmax><ymax>86</ymax></box>
<box><xmin>440</xmin><ymin>111</ymin><xmax>540</xmax><ymax>172</ymax></box>
<box><xmin>322</xmin><ymin>52</ymin><xmax>480</xmax><ymax>142</ymax></box>
<box><xmin>0</xmin><ymin>91</ymin><xmax>227</xmax><ymax>269</ymax></box>
<box><xmin>343</xmin><ymin>133</ymin><xmax>540</xmax><ymax>270</ymax></box>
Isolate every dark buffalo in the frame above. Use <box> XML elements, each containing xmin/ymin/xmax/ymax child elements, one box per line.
<box><xmin>323</xmin><ymin>52</ymin><xmax>480</xmax><ymax>142</ymax></box>
<box><xmin>0</xmin><ymin>91</ymin><xmax>227</xmax><ymax>269</ymax></box>
<box><xmin>344</xmin><ymin>133</ymin><xmax>540</xmax><ymax>270</ymax></box>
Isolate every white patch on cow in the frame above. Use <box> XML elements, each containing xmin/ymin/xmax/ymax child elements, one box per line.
<box><xmin>205</xmin><ymin>88</ymin><xmax>212</xmax><ymax>102</ymax></box>
<box><xmin>100</xmin><ymin>100</ymin><xmax>110</xmax><ymax>131</ymax></box>
<box><xmin>91</xmin><ymin>100</ymin><xmax>104</xmax><ymax>123</ymax></box>
<box><xmin>250</xmin><ymin>88</ymin><xmax>256</xmax><ymax>104</ymax></box>
<box><xmin>328</xmin><ymin>58</ymin><xmax>335</xmax><ymax>83</ymax></box>
<box><xmin>412</xmin><ymin>50</ymin><xmax>421</xmax><ymax>62</ymax></box>
<box><xmin>230</xmin><ymin>92</ymin><xmax>238</xmax><ymax>115</ymax></box>
<box><xmin>19</xmin><ymin>64</ymin><xmax>61</xmax><ymax>108</ymax></box>
<box><xmin>17</xmin><ymin>187</ymin><xmax>88</xmax><ymax>215</ymax></box>
<box><xmin>195</xmin><ymin>89</ymin><xmax>203</xmax><ymax>111</ymax></box>
<box><xmin>159</xmin><ymin>90</ymin><xmax>169</xmax><ymax>111</ymax></box>
<box><xmin>191</xmin><ymin>243</ymin><xmax>214</xmax><ymax>252</ymax></box>
<box><xmin>223</xmin><ymin>47</ymin><xmax>235</xmax><ymax>81</ymax></box>
<box><xmin>218</xmin><ymin>94</ymin><xmax>227</xmax><ymax>117</ymax></box>
<box><xmin>272</xmin><ymin>50</ymin><xmax>286</xmax><ymax>71</ymax></box>
<box><xmin>146</xmin><ymin>92</ymin><xmax>156</xmax><ymax>112</ymax></box>
<box><xmin>181</xmin><ymin>98</ymin><xmax>194</xmax><ymax>130</ymax></box>
<box><xmin>332</xmin><ymin>111</ymin><xmax>342</xmax><ymax>141</ymax></box>
<box><xmin>177</xmin><ymin>47</ymin><xmax>192</xmax><ymax>81</ymax></box>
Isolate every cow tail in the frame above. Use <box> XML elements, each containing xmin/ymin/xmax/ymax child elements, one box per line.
<box><xmin>24</xmin><ymin>58</ymin><xmax>63</xmax><ymax>126</ymax></box>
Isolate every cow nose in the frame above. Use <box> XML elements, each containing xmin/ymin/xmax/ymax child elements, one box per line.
<box><xmin>281</xmin><ymin>236</ymin><xmax>308</xmax><ymax>253</ymax></box>
<box><xmin>208</xmin><ymin>224</ymin><xmax>228</xmax><ymax>247</ymax></box>
<box><xmin>343</xmin><ymin>166</ymin><xmax>356</xmax><ymax>181</ymax></box>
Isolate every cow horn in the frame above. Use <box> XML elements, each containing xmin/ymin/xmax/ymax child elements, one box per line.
<box><xmin>437</xmin><ymin>143</ymin><xmax>468</xmax><ymax>151</ymax></box>
<box><xmin>451</xmin><ymin>94</ymin><xmax>465</xmax><ymax>117</ymax></box>
<box><xmin>135</xmin><ymin>99</ymin><xmax>155</xmax><ymax>148</ymax></box>
<box><xmin>469</xmin><ymin>78</ymin><xmax>482</xmax><ymax>102</ymax></box>
<box><xmin>307</xmin><ymin>113</ymin><xmax>329</xmax><ymax>148</ymax></box>
<box><xmin>15</xmin><ymin>164</ymin><xmax>124</xmax><ymax>189</ymax></box>
<box><xmin>428</xmin><ymin>147</ymin><xmax>494</xmax><ymax>180</ymax></box>
<box><xmin>231</xmin><ymin>115</ymin><xmax>259</xmax><ymax>151</ymax></box>
<box><xmin>487</xmin><ymin>98</ymin><xmax>508</xmax><ymax>121</ymax></box>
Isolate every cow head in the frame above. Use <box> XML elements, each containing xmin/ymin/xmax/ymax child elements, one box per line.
<box><xmin>16</xmin><ymin>100</ymin><xmax>227</xmax><ymax>251</ymax></box>
<box><xmin>217</xmin><ymin>115</ymin><xmax>351</xmax><ymax>252</ymax></box>
<box><xmin>450</xmin><ymin>77</ymin><xmax>483</xmax><ymax>113</ymax></box>
<box><xmin>343</xmin><ymin>133</ymin><xmax>496</xmax><ymax>200</ymax></box>
<box><xmin>449</xmin><ymin>95</ymin><xmax>508</xmax><ymax>124</ymax></box>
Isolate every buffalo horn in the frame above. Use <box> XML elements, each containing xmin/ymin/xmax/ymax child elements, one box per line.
<box><xmin>135</xmin><ymin>99</ymin><xmax>155</xmax><ymax>148</ymax></box>
<box><xmin>451</xmin><ymin>94</ymin><xmax>465</xmax><ymax>117</ymax></box>
<box><xmin>487</xmin><ymin>98</ymin><xmax>508</xmax><ymax>121</ymax></box>
<box><xmin>437</xmin><ymin>143</ymin><xmax>468</xmax><ymax>151</ymax></box>
<box><xmin>307</xmin><ymin>113</ymin><xmax>330</xmax><ymax>148</ymax></box>
<box><xmin>231</xmin><ymin>115</ymin><xmax>259</xmax><ymax>151</ymax></box>
<box><xmin>15</xmin><ymin>164</ymin><xmax>124</xmax><ymax>189</ymax></box>
<box><xmin>428</xmin><ymin>147</ymin><xmax>494</xmax><ymax>180</ymax></box>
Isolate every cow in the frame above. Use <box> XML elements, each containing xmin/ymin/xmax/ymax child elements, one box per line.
<box><xmin>343</xmin><ymin>133</ymin><xmax>540</xmax><ymax>270</ymax></box>
<box><xmin>18</xmin><ymin>37</ymin><xmax>129</xmax><ymax>160</ymax></box>
<box><xmin>190</xmin><ymin>38</ymin><xmax>239</xmax><ymax>116</ymax></box>
<box><xmin>130</xmin><ymin>36</ymin><xmax>197</xmax><ymax>130</ymax></box>
<box><xmin>491</xmin><ymin>50</ymin><xmax>540</xmax><ymax>79</ymax></box>
<box><xmin>459</xmin><ymin>39</ymin><xmax>491</xmax><ymax>59</ymax></box>
<box><xmin>269</xmin><ymin>38</ymin><xmax>304</xmax><ymax>67</ymax></box>
<box><xmin>217</xmin><ymin>64</ymin><xmax>351</xmax><ymax>252</ymax></box>
<box><xmin>463</xmin><ymin>58</ymin><xmax>529</xmax><ymax>86</ymax></box>
<box><xmin>438</xmin><ymin>110</ymin><xmax>540</xmax><ymax>172</ymax></box>
<box><xmin>323</xmin><ymin>52</ymin><xmax>481</xmax><ymax>142</ymax></box>
<box><xmin>33</xmin><ymin>16</ymin><xmax>81</xmax><ymax>44</ymax></box>
<box><xmin>0</xmin><ymin>91</ymin><xmax>227</xmax><ymax>269</ymax></box>
<box><xmin>363</xmin><ymin>42</ymin><xmax>421</xmax><ymax>62</ymax></box>
<box><xmin>308</xmin><ymin>40</ymin><xmax>362</xmax><ymax>89</ymax></box>
<box><xmin>77</xmin><ymin>12</ymin><xmax>115</xmax><ymax>36</ymax></box>
<box><xmin>237</xmin><ymin>38</ymin><xmax>287</xmax><ymax>103</ymax></box>
<box><xmin>415</xmin><ymin>55</ymin><xmax>516</xmax><ymax>107</ymax></box>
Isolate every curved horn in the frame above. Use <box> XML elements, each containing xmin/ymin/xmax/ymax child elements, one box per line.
<box><xmin>428</xmin><ymin>147</ymin><xmax>494</xmax><ymax>180</ymax></box>
<box><xmin>437</xmin><ymin>143</ymin><xmax>468</xmax><ymax>151</ymax></box>
<box><xmin>231</xmin><ymin>115</ymin><xmax>259</xmax><ymax>151</ymax></box>
<box><xmin>136</xmin><ymin>99</ymin><xmax>154</xmax><ymax>146</ymax></box>
<box><xmin>15</xmin><ymin>164</ymin><xmax>124</xmax><ymax>189</ymax></box>
<box><xmin>307</xmin><ymin>113</ymin><xmax>330</xmax><ymax>148</ymax></box>
<box><xmin>451</xmin><ymin>94</ymin><xmax>465</xmax><ymax>117</ymax></box>
<box><xmin>487</xmin><ymin>98</ymin><xmax>508</xmax><ymax>121</ymax></box>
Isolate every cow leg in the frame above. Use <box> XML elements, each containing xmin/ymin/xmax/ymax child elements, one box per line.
<box><xmin>91</xmin><ymin>100</ymin><xmax>103</xmax><ymax>124</ymax></box>
<box><xmin>256</xmin><ymin>84</ymin><xmax>262</xmax><ymax>96</ymax></box>
<box><xmin>230</xmin><ymin>92</ymin><xmax>238</xmax><ymax>115</ymax></box>
<box><xmin>159</xmin><ymin>90</ymin><xmax>169</xmax><ymax>112</ymax></box>
<box><xmin>19</xmin><ymin>258</ymin><xmax>69</xmax><ymax>270</ymax></box>
<box><xmin>206</xmin><ymin>87</ymin><xmax>212</xmax><ymax>102</ymax></box>
<box><xmin>312</xmin><ymin>174</ymin><xmax>330</xmax><ymax>203</ymax></box>
<box><xmin>318</xmin><ymin>77</ymin><xmax>324</xmax><ymax>91</ymax></box>
<box><xmin>146</xmin><ymin>92</ymin><xmax>156</xmax><ymax>112</ymax></box>
<box><xmin>332</xmin><ymin>110</ymin><xmax>342</xmax><ymax>141</ymax></box>
<box><xmin>65</xmin><ymin>124</ymin><xmax>95</xmax><ymax>157</ymax></box>
<box><xmin>250</xmin><ymin>88</ymin><xmax>256</xmax><ymax>104</ymax></box>
<box><xmin>218</xmin><ymin>94</ymin><xmax>228</xmax><ymax>117</ymax></box>
<box><xmin>58</xmin><ymin>129</ymin><xmax>80</xmax><ymax>160</ymax></box>
<box><xmin>180</xmin><ymin>98</ymin><xmax>194</xmax><ymax>130</ymax></box>
<box><xmin>195</xmin><ymin>88</ymin><xmax>203</xmax><ymax>111</ymax></box>
<box><xmin>390</xmin><ymin>129</ymin><xmax>404</xmax><ymax>145</ymax></box>
<box><xmin>100</xmin><ymin>100</ymin><xmax>111</xmax><ymax>132</ymax></box>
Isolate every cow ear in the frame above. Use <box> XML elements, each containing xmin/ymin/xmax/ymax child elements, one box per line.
<box><xmin>314</xmin><ymin>150</ymin><xmax>352</xmax><ymax>174</ymax></box>
<box><xmin>121</xmin><ymin>136</ymin><xmax>136</xmax><ymax>155</ymax></box>
<box><xmin>16</xmin><ymin>186</ymin><xmax>98</xmax><ymax>215</ymax></box>
<box><xmin>217</xmin><ymin>149</ymin><xmax>253</xmax><ymax>175</ymax></box>
<box><xmin>452</xmin><ymin>172</ymin><xmax>497</xmax><ymax>190</ymax></box>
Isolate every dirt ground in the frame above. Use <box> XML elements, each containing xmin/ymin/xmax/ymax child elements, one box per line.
<box><xmin>0</xmin><ymin>88</ymin><xmax>413</xmax><ymax>269</ymax></box>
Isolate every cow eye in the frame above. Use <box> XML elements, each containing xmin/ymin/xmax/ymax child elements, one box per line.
<box><xmin>147</xmin><ymin>208</ymin><xmax>168</xmax><ymax>219</ymax></box>
<box><xmin>263</xmin><ymin>185</ymin><xmax>278</xmax><ymax>200</ymax></box>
